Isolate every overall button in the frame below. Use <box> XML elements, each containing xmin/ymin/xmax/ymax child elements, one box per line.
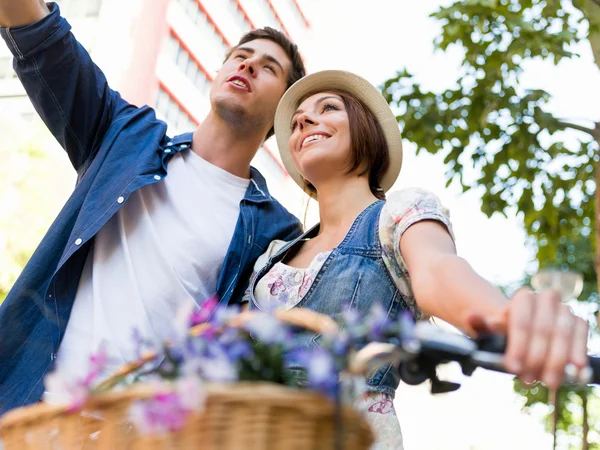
<box><xmin>154</xmin><ymin>175</ymin><xmax>161</xmax><ymax>181</ymax></box>
<box><xmin>117</xmin><ymin>196</ymin><xmax>124</xmax><ymax>204</ymax></box>
<box><xmin>75</xmin><ymin>238</ymin><xmax>82</xmax><ymax>246</ymax></box>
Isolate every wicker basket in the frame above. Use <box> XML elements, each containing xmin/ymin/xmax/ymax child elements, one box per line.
<box><xmin>0</xmin><ymin>382</ymin><xmax>374</xmax><ymax>450</ymax></box>
<box><xmin>0</xmin><ymin>308</ymin><xmax>375</xmax><ymax>449</ymax></box>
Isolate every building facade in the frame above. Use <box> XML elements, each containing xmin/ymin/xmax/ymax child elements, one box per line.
<box><xmin>0</xmin><ymin>0</ymin><xmax>313</xmax><ymax>213</ymax></box>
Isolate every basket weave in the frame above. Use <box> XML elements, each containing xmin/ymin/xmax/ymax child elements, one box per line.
<box><xmin>0</xmin><ymin>382</ymin><xmax>374</xmax><ymax>450</ymax></box>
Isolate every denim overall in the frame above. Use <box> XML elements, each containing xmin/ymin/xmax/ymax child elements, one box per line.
<box><xmin>248</xmin><ymin>201</ymin><xmax>408</xmax><ymax>397</ymax></box>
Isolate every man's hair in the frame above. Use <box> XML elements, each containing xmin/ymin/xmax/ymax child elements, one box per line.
<box><xmin>300</xmin><ymin>89</ymin><xmax>390</xmax><ymax>201</ymax></box>
<box><xmin>224</xmin><ymin>27</ymin><xmax>306</xmax><ymax>140</ymax></box>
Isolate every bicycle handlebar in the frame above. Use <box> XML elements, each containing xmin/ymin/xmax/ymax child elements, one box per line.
<box><xmin>353</xmin><ymin>321</ymin><xmax>600</xmax><ymax>394</ymax></box>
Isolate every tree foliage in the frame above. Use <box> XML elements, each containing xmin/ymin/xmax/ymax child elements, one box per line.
<box><xmin>382</xmin><ymin>0</ymin><xmax>600</xmax><ymax>265</ymax></box>
<box><xmin>382</xmin><ymin>0</ymin><xmax>600</xmax><ymax>445</ymax></box>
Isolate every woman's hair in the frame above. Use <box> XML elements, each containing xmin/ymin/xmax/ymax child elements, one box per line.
<box><xmin>300</xmin><ymin>89</ymin><xmax>390</xmax><ymax>200</ymax></box>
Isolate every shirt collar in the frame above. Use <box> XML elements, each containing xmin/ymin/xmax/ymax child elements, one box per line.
<box><xmin>167</xmin><ymin>132</ymin><xmax>274</xmax><ymax>204</ymax></box>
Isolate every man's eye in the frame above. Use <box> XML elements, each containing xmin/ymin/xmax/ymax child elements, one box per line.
<box><xmin>265</xmin><ymin>65</ymin><xmax>276</xmax><ymax>73</ymax></box>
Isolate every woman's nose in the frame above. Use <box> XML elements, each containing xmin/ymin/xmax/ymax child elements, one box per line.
<box><xmin>298</xmin><ymin>113</ymin><xmax>317</xmax><ymax>131</ymax></box>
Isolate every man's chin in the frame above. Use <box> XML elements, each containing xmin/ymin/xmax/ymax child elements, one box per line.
<box><xmin>214</xmin><ymin>98</ymin><xmax>249</xmax><ymax>123</ymax></box>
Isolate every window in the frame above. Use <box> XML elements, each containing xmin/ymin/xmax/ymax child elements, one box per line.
<box><xmin>254</xmin><ymin>0</ymin><xmax>280</xmax><ymax>29</ymax></box>
<box><xmin>282</xmin><ymin>0</ymin><xmax>309</xmax><ymax>30</ymax></box>
<box><xmin>175</xmin><ymin>0</ymin><xmax>228</xmax><ymax>57</ymax></box>
<box><xmin>224</xmin><ymin>0</ymin><xmax>251</xmax><ymax>33</ymax></box>
<box><xmin>155</xmin><ymin>87</ymin><xmax>197</xmax><ymax>133</ymax></box>
<box><xmin>164</xmin><ymin>34</ymin><xmax>213</xmax><ymax>98</ymax></box>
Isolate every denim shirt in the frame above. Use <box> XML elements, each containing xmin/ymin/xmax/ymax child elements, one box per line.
<box><xmin>0</xmin><ymin>3</ymin><xmax>302</xmax><ymax>414</ymax></box>
<box><xmin>248</xmin><ymin>201</ymin><xmax>407</xmax><ymax>397</ymax></box>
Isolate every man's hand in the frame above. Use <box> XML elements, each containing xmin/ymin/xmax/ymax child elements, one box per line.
<box><xmin>0</xmin><ymin>0</ymin><xmax>49</xmax><ymax>28</ymax></box>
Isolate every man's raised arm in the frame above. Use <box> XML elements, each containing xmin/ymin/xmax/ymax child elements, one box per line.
<box><xmin>0</xmin><ymin>0</ymin><xmax>49</xmax><ymax>28</ymax></box>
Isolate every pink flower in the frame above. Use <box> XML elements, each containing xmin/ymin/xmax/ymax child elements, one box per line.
<box><xmin>190</xmin><ymin>295</ymin><xmax>220</xmax><ymax>325</ymax></box>
<box><xmin>43</xmin><ymin>371</ymin><xmax>90</xmax><ymax>413</ymax></box>
<box><xmin>81</xmin><ymin>347</ymin><xmax>108</xmax><ymax>387</ymax></box>
<box><xmin>129</xmin><ymin>378</ymin><xmax>205</xmax><ymax>435</ymax></box>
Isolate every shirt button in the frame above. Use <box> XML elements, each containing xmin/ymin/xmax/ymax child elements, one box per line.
<box><xmin>117</xmin><ymin>196</ymin><xmax>124</xmax><ymax>204</ymax></box>
<box><xmin>154</xmin><ymin>175</ymin><xmax>161</xmax><ymax>181</ymax></box>
<box><xmin>164</xmin><ymin>149</ymin><xmax>171</xmax><ymax>154</ymax></box>
<box><xmin>179</xmin><ymin>144</ymin><xmax>188</xmax><ymax>149</ymax></box>
<box><xmin>75</xmin><ymin>238</ymin><xmax>82</xmax><ymax>246</ymax></box>
<box><xmin>165</xmin><ymin>141</ymin><xmax>174</xmax><ymax>147</ymax></box>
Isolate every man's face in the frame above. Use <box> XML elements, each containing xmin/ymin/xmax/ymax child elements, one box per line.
<box><xmin>210</xmin><ymin>39</ymin><xmax>291</xmax><ymax>136</ymax></box>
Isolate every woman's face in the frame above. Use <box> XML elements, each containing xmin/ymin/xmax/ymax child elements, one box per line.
<box><xmin>288</xmin><ymin>91</ymin><xmax>352</xmax><ymax>188</ymax></box>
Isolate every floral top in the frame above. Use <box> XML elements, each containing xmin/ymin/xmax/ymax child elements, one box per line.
<box><xmin>245</xmin><ymin>188</ymin><xmax>454</xmax><ymax>319</ymax></box>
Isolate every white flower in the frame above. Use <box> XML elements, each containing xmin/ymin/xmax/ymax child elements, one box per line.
<box><xmin>200</xmin><ymin>355</ymin><xmax>238</xmax><ymax>382</ymax></box>
<box><xmin>43</xmin><ymin>371</ymin><xmax>89</xmax><ymax>411</ymax></box>
<box><xmin>175</xmin><ymin>375</ymin><xmax>206</xmax><ymax>412</ymax></box>
<box><xmin>308</xmin><ymin>350</ymin><xmax>335</xmax><ymax>384</ymax></box>
<box><xmin>243</xmin><ymin>313</ymin><xmax>287</xmax><ymax>344</ymax></box>
<box><xmin>172</xmin><ymin>300</ymin><xmax>198</xmax><ymax>343</ymax></box>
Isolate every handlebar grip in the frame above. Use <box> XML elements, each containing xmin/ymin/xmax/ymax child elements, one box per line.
<box><xmin>586</xmin><ymin>356</ymin><xmax>600</xmax><ymax>384</ymax></box>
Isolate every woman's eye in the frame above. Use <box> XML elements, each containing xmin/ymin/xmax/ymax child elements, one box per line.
<box><xmin>265</xmin><ymin>65</ymin><xmax>276</xmax><ymax>73</ymax></box>
<box><xmin>322</xmin><ymin>103</ymin><xmax>339</xmax><ymax>113</ymax></box>
<box><xmin>290</xmin><ymin>120</ymin><xmax>298</xmax><ymax>131</ymax></box>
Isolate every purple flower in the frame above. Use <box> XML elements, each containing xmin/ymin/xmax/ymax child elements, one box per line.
<box><xmin>223</xmin><ymin>339</ymin><xmax>253</xmax><ymax>360</ymax></box>
<box><xmin>131</xmin><ymin>328</ymin><xmax>154</xmax><ymax>359</ymax></box>
<box><xmin>341</xmin><ymin>306</ymin><xmax>361</xmax><ymax>328</ymax></box>
<box><xmin>330</xmin><ymin>330</ymin><xmax>350</xmax><ymax>357</ymax></box>
<box><xmin>290</xmin><ymin>348</ymin><xmax>339</xmax><ymax>398</ymax></box>
<box><xmin>341</xmin><ymin>306</ymin><xmax>365</xmax><ymax>340</ymax></box>
<box><xmin>210</xmin><ymin>304</ymin><xmax>240</xmax><ymax>328</ymax></box>
<box><xmin>398</xmin><ymin>310</ymin><xmax>416</xmax><ymax>342</ymax></box>
<box><xmin>365</xmin><ymin>303</ymin><xmax>391</xmax><ymax>341</ymax></box>
<box><xmin>306</xmin><ymin>349</ymin><xmax>339</xmax><ymax>397</ymax></box>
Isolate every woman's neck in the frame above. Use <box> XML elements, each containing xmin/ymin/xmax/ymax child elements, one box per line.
<box><xmin>315</xmin><ymin>177</ymin><xmax>379</xmax><ymax>237</ymax></box>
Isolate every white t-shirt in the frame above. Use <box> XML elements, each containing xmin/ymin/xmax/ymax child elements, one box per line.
<box><xmin>54</xmin><ymin>149</ymin><xmax>250</xmax><ymax>384</ymax></box>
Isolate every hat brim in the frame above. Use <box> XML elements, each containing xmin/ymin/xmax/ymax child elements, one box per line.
<box><xmin>274</xmin><ymin>70</ymin><xmax>402</xmax><ymax>198</ymax></box>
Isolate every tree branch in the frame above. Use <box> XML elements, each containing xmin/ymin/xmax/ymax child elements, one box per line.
<box><xmin>556</xmin><ymin>120</ymin><xmax>596</xmax><ymax>136</ymax></box>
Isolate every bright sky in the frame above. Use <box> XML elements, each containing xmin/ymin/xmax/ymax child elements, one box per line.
<box><xmin>298</xmin><ymin>0</ymin><xmax>600</xmax><ymax>447</ymax></box>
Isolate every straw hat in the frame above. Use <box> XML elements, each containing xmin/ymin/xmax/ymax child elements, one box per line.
<box><xmin>274</xmin><ymin>70</ymin><xmax>403</xmax><ymax>197</ymax></box>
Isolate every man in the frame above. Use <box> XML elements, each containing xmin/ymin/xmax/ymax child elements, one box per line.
<box><xmin>0</xmin><ymin>0</ymin><xmax>305</xmax><ymax>413</ymax></box>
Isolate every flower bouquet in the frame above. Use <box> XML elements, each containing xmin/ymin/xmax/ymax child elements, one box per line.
<box><xmin>0</xmin><ymin>297</ymin><xmax>413</xmax><ymax>450</ymax></box>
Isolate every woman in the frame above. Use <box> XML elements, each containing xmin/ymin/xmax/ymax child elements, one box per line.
<box><xmin>243</xmin><ymin>70</ymin><xmax>589</xmax><ymax>449</ymax></box>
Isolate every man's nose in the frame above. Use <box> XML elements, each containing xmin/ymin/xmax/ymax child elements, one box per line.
<box><xmin>238</xmin><ymin>58</ymin><xmax>256</xmax><ymax>77</ymax></box>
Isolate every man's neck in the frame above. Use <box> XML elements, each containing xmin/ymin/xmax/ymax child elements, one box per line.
<box><xmin>190</xmin><ymin>111</ymin><xmax>266</xmax><ymax>179</ymax></box>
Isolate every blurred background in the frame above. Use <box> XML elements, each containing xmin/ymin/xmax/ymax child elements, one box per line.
<box><xmin>1</xmin><ymin>0</ymin><xmax>600</xmax><ymax>448</ymax></box>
